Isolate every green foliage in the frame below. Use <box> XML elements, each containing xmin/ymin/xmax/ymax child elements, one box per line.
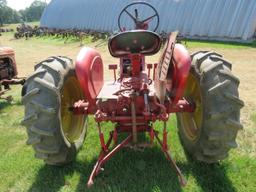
<box><xmin>0</xmin><ymin>0</ymin><xmax>46</xmax><ymax>26</ymax></box>
<box><xmin>0</xmin><ymin>0</ymin><xmax>7</xmax><ymax>7</ymax></box>
<box><xmin>0</xmin><ymin>6</ymin><xmax>22</xmax><ymax>25</ymax></box>
<box><xmin>19</xmin><ymin>0</ymin><xmax>47</xmax><ymax>22</ymax></box>
<box><xmin>0</xmin><ymin>0</ymin><xmax>7</xmax><ymax>26</ymax></box>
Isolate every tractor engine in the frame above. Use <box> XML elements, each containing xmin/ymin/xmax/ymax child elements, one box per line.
<box><xmin>75</xmin><ymin>30</ymin><xmax>193</xmax><ymax>132</ymax></box>
<box><xmin>98</xmin><ymin>31</ymin><xmax>163</xmax><ymax>122</ymax></box>
<box><xmin>96</xmin><ymin>66</ymin><xmax>162</xmax><ymax>125</ymax></box>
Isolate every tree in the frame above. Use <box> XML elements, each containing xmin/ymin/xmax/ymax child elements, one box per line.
<box><xmin>0</xmin><ymin>0</ymin><xmax>7</xmax><ymax>26</ymax></box>
<box><xmin>0</xmin><ymin>0</ymin><xmax>47</xmax><ymax>25</ymax></box>
<box><xmin>0</xmin><ymin>0</ymin><xmax>21</xmax><ymax>25</ymax></box>
<box><xmin>0</xmin><ymin>0</ymin><xmax>7</xmax><ymax>7</ymax></box>
<box><xmin>21</xmin><ymin>1</ymin><xmax>47</xmax><ymax>22</ymax></box>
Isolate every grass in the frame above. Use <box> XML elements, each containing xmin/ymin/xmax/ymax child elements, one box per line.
<box><xmin>1</xmin><ymin>22</ymin><xmax>40</xmax><ymax>30</ymax></box>
<box><xmin>182</xmin><ymin>39</ymin><xmax>256</xmax><ymax>49</ymax></box>
<box><xmin>0</xmin><ymin>32</ymin><xmax>255</xmax><ymax>191</ymax></box>
<box><xmin>0</xmin><ymin>86</ymin><xmax>255</xmax><ymax>192</ymax></box>
<box><xmin>250</xmin><ymin>112</ymin><xmax>256</xmax><ymax>126</ymax></box>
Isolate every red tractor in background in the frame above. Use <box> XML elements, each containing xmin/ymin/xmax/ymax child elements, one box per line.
<box><xmin>0</xmin><ymin>46</ymin><xmax>25</xmax><ymax>102</ymax></box>
<box><xmin>22</xmin><ymin>2</ymin><xmax>244</xmax><ymax>187</ymax></box>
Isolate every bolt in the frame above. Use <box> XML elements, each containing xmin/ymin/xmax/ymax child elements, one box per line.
<box><xmin>123</xmin><ymin>107</ymin><xmax>128</xmax><ymax>113</ymax></box>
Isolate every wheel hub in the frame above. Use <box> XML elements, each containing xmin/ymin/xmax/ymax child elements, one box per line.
<box><xmin>61</xmin><ymin>76</ymin><xmax>86</xmax><ymax>143</ymax></box>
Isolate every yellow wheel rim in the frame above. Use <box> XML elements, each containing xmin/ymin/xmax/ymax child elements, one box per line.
<box><xmin>61</xmin><ymin>76</ymin><xmax>86</xmax><ymax>143</ymax></box>
<box><xmin>179</xmin><ymin>73</ymin><xmax>203</xmax><ymax>141</ymax></box>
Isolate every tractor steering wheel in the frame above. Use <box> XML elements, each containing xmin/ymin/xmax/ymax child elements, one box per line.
<box><xmin>118</xmin><ymin>2</ymin><xmax>160</xmax><ymax>32</ymax></box>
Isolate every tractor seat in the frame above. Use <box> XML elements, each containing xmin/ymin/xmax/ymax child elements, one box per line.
<box><xmin>108</xmin><ymin>30</ymin><xmax>161</xmax><ymax>58</ymax></box>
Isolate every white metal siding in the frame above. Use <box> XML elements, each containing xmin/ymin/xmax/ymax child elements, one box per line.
<box><xmin>40</xmin><ymin>0</ymin><xmax>256</xmax><ymax>41</ymax></box>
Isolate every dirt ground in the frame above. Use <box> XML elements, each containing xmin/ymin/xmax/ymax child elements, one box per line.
<box><xmin>0</xmin><ymin>34</ymin><xmax>255</xmax><ymax>155</ymax></box>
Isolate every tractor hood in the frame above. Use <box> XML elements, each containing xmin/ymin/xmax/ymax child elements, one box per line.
<box><xmin>0</xmin><ymin>46</ymin><xmax>15</xmax><ymax>57</ymax></box>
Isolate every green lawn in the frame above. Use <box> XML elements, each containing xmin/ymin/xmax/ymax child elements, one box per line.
<box><xmin>0</xmin><ymin>31</ymin><xmax>256</xmax><ymax>191</ymax></box>
<box><xmin>1</xmin><ymin>22</ymin><xmax>40</xmax><ymax>30</ymax></box>
<box><xmin>251</xmin><ymin>113</ymin><xmax>256</xmax><ymax>126</ymax></box>
<box><xmin>183</xmin><ymin>39</ymin><xmax>256</xmax><ymax>49</ymax></box>
<box><xmin>0</xmin><ymin>86</ymin><xmax>255</xmax><ymax>192</ymax></box>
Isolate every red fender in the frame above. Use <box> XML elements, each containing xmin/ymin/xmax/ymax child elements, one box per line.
<box><xmin>172</xmin><ymin>44</ymin><xmax>191</xmax><ymax>104</ymax></box>
<box><xmin>75</xmin><ymin>47</ymin><xmax>104</xmax><ymax>110</ymax></box>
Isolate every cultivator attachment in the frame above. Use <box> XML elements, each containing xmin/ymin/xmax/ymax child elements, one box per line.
<box><xmin>87</xmin><ymin>122</ymin><xmax>187</xmax><ymax>187</ymax></box>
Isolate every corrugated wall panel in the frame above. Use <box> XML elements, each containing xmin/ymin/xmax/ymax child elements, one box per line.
<box><xmin>243</xmin><ymin>2</ymin><xmax>256</xmax><ymax>40</ymax></box>
<box><xmin>40</xmin><ymin>0</ymin><xmax>256</xmax><ymax>41</ymax></box>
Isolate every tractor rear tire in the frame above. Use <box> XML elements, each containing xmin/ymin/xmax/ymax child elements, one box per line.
<box><xmin>177</xmin><ymin>51</ymin><xmax>244</xmax><ymax>163</ymax></box>
<box><xmin>22</xmin><ymin>56</ymin><xmax>87</xmax><ymax>165</ymax></box>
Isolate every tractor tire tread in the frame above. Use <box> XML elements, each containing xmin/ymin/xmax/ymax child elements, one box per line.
<box><xmin>22</xmin><ymin>88</ymin><xmax>40</xmax><ymax>104</ymax></box>
<box><xmin>30</xmin><ymin>125</ymin><xmax>55</xmax><ymax>137</ymax></box>
<box><xmin>22</xmin><ymin>56</ymin><xmax>86</xmax><ymax>165</ymax></box>
<box><xmin>177</xmin><ymin>51</ymin><xmax>243</xmax><ymax>163</ymax></box>
<box><xmin>223</xmin><ymin>93</ymin><xmax>244</xmax><ymax>108</ymax></box>
<box><xmin>219</xmin><ymin>69</ymin><xmax>240</xmax><ymax>84</ymax></box>
<box><xmin>35</xmin><ymin>153</ymin><xmax>49</xmax><ymax>160</ymax></box>
<box><xmin>30</xmin><ymin>101</ymin><xmax>56</xmax><ymax>114</ymax></box>
<box><xmin>21</xmin><ymin>113</ymin><xmax>38</xmax><ymax>126</ymax></box>
<box><xmin>208</xmin><ymin>80</ymin><xmax>231</xmax><ymax>95</ymax></box>
<box><xmin>34</xmin><ymin>77</ymin><xmax>59</xmax><ymax>93</ymax></box>
<box><xmin>226</xmin><ymin>119</ymin><xmax>243</xmax><ymax>130</ymax></box>
<box><xmin>35</xmin><ymin>146</ymin><xmax>60</xmax><ymax>154</ymax></box>
<box><xmin>25</xmin><ymin>68</ymin><xmax>47</xmax><ymax>83</ymax></box>
<box><xmin>209</xmin><ymin>55</ymin><xmax>232</xmax><ymax>70</ymax></box>
<box><xmin>26</xmin><ymin>136</ymin><xmax>41</xmax><ymax>145</ymax></box>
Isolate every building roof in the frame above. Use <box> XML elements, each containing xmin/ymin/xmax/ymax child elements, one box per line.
<box><xmin>40</xmin><ymin>0</ymin><xmax>256</xmax><ymax>41</ymax></box>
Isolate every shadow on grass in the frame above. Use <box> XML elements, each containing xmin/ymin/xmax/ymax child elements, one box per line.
<box><xmin>28</xmin><ymin>147</ymin><xmax>181</xmax><ymax>192</ymax></box>
<box><xmin>28</xmin><ymin>147</ymin><xmax>236</xmax><ymax>192</ymax></box>
<box><xmin>181</xmin><ymin>155</ymin><xmax>236</xmax><ymax>192</ymax></box>
<box><xmin>0</xmin><ymin>101</ymin><xmax>12</xmax><ymax>110</ymax></box>
<box><xmin>0</xmin><ymin>99</ymin><xmax>23</xmax><ymax>110</ymax></box>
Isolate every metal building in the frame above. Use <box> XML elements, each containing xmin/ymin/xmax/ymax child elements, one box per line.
<box><xmin>40</xmin><ymin>0</ymin><xmax>256</xmax><ymax>41</ymax></box>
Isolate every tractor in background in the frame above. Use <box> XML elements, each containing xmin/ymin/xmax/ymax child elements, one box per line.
<box><xmin>22</xmin><ymin>2</ymin><xmax>244</xmax><ymax>187</ymax></box>
<box><xmin>0</xmin><ymin>46</ymin><xmax>25</xmax><ymax>102</ymax></box>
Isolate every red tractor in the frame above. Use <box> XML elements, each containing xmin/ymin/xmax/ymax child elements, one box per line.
<box><xmin>22</xmin><ymin>2</ymin><xmax>243</xmax><ymax>187</ymax></box>
<box><xmin>0</xmin><ymin>46</ymin><xmax>25</xmax><ymax>102</ymax></box>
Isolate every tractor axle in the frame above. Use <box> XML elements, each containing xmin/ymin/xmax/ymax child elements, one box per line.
<box><xmin>70</xmin><ymin>98</ymin><xmax>195</xmax><ymax>118</ymax></box>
